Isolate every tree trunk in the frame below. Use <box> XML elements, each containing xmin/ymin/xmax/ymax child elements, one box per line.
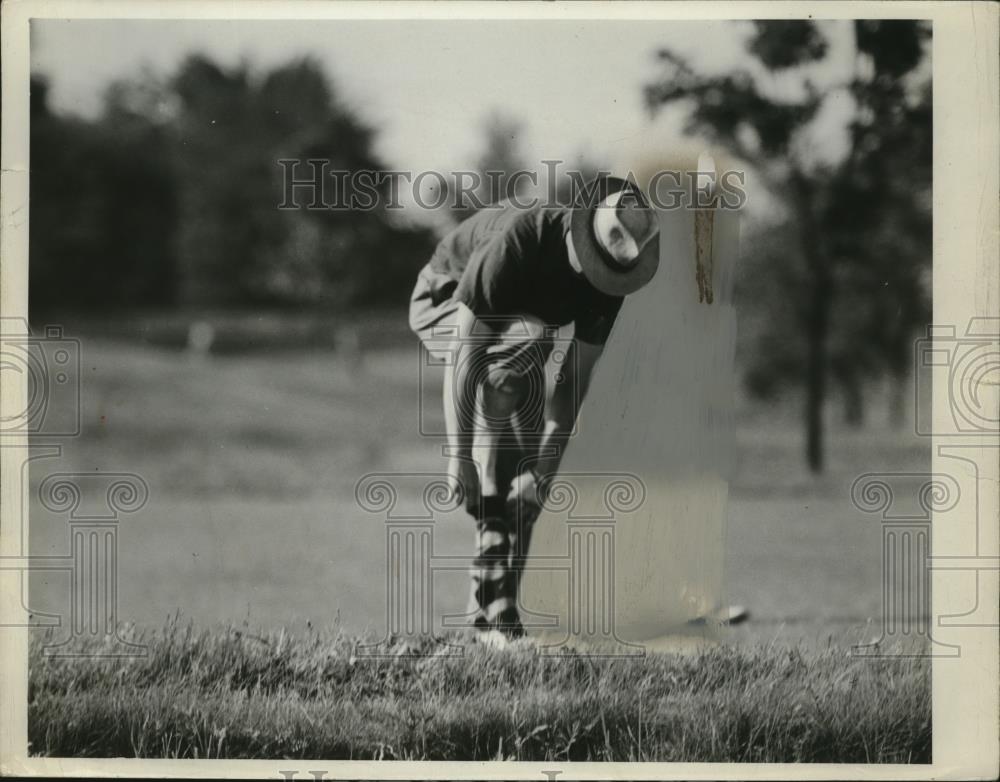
<box><xmin>792</xmin><ymin>170</ymin><xmax>832</xmax><ymax>474</ymax></box>
<box><xmin>805</xmin><ymin>281</ymin><xmax>830</xmax><ymax>473</ymax></box>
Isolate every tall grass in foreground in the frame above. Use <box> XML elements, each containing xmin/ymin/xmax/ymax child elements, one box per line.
<box><xmin>29</xmin><ymin>624</ymin><xmax>930</xmax><ymax>762</ymax></box>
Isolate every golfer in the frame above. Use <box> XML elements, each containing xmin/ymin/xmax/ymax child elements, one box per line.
<box><xmin>409</xmin><ymin>176</ymin><xmax>660</xmax><ymax>643</ymax></box>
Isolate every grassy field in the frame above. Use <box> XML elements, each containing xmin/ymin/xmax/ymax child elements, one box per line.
<box><xmin>24</xmin><ymin>326</ymin><xmax>931</xmax><ymax>760</ymax></box>
<box><xmin>29</xmin><ymin>624</ymin><xmax>930</xmax><ymax>762</ymax></box>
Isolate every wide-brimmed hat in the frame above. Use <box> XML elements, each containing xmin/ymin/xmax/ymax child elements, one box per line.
<box><xmin>570</xmin><ymin>176</ymin><xmax>660</xmax><ymax>296</ymax></box>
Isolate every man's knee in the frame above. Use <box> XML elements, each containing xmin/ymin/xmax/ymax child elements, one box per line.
<box><xmin>481</xmin><ymin>369</ymin><xmax>530</xmax><ymax>418</ymax></box>
<box><xmin>480</xmin><ymin>315</ymin><xmax>551</xmax><ymax>419</ymax></box>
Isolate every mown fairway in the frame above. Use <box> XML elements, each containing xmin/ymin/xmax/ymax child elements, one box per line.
<box><xmin>27</xmin><ymin>333</ymin><xmax>928</xmax><ymax>642</ymax></box>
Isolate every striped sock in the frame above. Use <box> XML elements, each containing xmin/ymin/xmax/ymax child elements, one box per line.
<box><xmin>469</xmin><ymin>514</ymin><xmax>523</xmax><ymax>638</ymax></box>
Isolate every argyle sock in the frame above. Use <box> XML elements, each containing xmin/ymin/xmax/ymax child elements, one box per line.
<box><xmin>469</xmin><ymin>497</ymin><xmax>523</xmax><ymax>638</ymax></box>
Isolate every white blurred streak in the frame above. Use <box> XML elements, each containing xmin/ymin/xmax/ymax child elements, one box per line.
<box><xmin>521</xmin><ymin>191</ymin><xmax>740</xmax><ymax>647</ymax></box>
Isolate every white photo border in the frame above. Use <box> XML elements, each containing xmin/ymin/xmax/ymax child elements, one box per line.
<box><xmin>1</xmin><ymin>1</ymin><xmax>997</xmax><ymax>779</ymax></box>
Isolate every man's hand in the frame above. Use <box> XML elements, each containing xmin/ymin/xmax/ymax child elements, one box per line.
<box><xmin>447</xmin><ymin>456</ymin><xmax>480</xmax><ymax>513</ymax></box>
<box><xmin>506</xmin><ymin>469</ymin><xmax>545</xmax><ymax>525</ymax></box>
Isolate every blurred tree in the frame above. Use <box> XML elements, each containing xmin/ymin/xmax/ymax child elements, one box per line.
<box><xmin>474</xmin><ymin>113</ymin><xmax>530</xmax><ymax>205</ymax></box>
<box><xmin>30</xmin><ymin>75</ymin><xmax>178</xmax><ymax>313</ymax></box>
<box><xmin>171</xmin><ymin>55</ymin><xmax>289</xmax><ymax>306</ymax></box>
<box><xmin>448</xmin><ymin>112</ymin><xmax>530</xmax><ymax>223</ymax></box>
<box><xmin>646</xmin><ymin>20</ymin><xmax>931</xmax><ymax>471</ymax></box>
<box><xmin>165</xmin><ymin>54</ymin><xmax>435</xmax><ymax>309</ymax></box>
<box><xmin>445</xmin><ymin>117</ymin><xmax>603</xmax><ymax>223</ymax></box>
<box><xmin>831</xmin><ymin>24</ymin><xmax>932</xmax><ymax>429</ymax></box>
<box><xmin>31</xmin><ymin>55</ymin><xmax>436</xmax><ymax>316</ymax></box>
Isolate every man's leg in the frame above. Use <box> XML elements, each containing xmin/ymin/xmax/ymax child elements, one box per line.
<box><xmin>467</xmin><ymin>317</ymin><xmax>552</xmax><ymax>638</ymax></box>
<box><xmin>468</xmin><ymin>414</ymin><xmax>523</xmax><ymax>637</ymax></box>
<box><xmin>505</xmin><ymin>367</ymin><xmax>547</xmax><ymax>610</ymax></box>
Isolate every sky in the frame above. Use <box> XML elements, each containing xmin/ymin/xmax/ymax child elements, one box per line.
<box><xmin>30</xmin><ymin>19</ymin><xmax>858</xmax><ymax>179</ymax></box>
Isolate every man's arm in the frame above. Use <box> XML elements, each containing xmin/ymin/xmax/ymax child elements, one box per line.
<box><xmin>533</xmin><ymin>337</ymin><xmax>605</xmax><ymax>479</ymax></box>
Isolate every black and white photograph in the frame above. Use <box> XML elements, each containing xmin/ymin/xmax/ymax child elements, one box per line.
<box><xmin>1</xmin><ymin>1</ymin><xmax>997</xmax><ymax>778</ymax></box>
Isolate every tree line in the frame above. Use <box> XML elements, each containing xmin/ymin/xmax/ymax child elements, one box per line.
<box><xmin>29</xmin><ymin>55</ymin><xmax>438</xmax><ymax>315</ymax></box>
